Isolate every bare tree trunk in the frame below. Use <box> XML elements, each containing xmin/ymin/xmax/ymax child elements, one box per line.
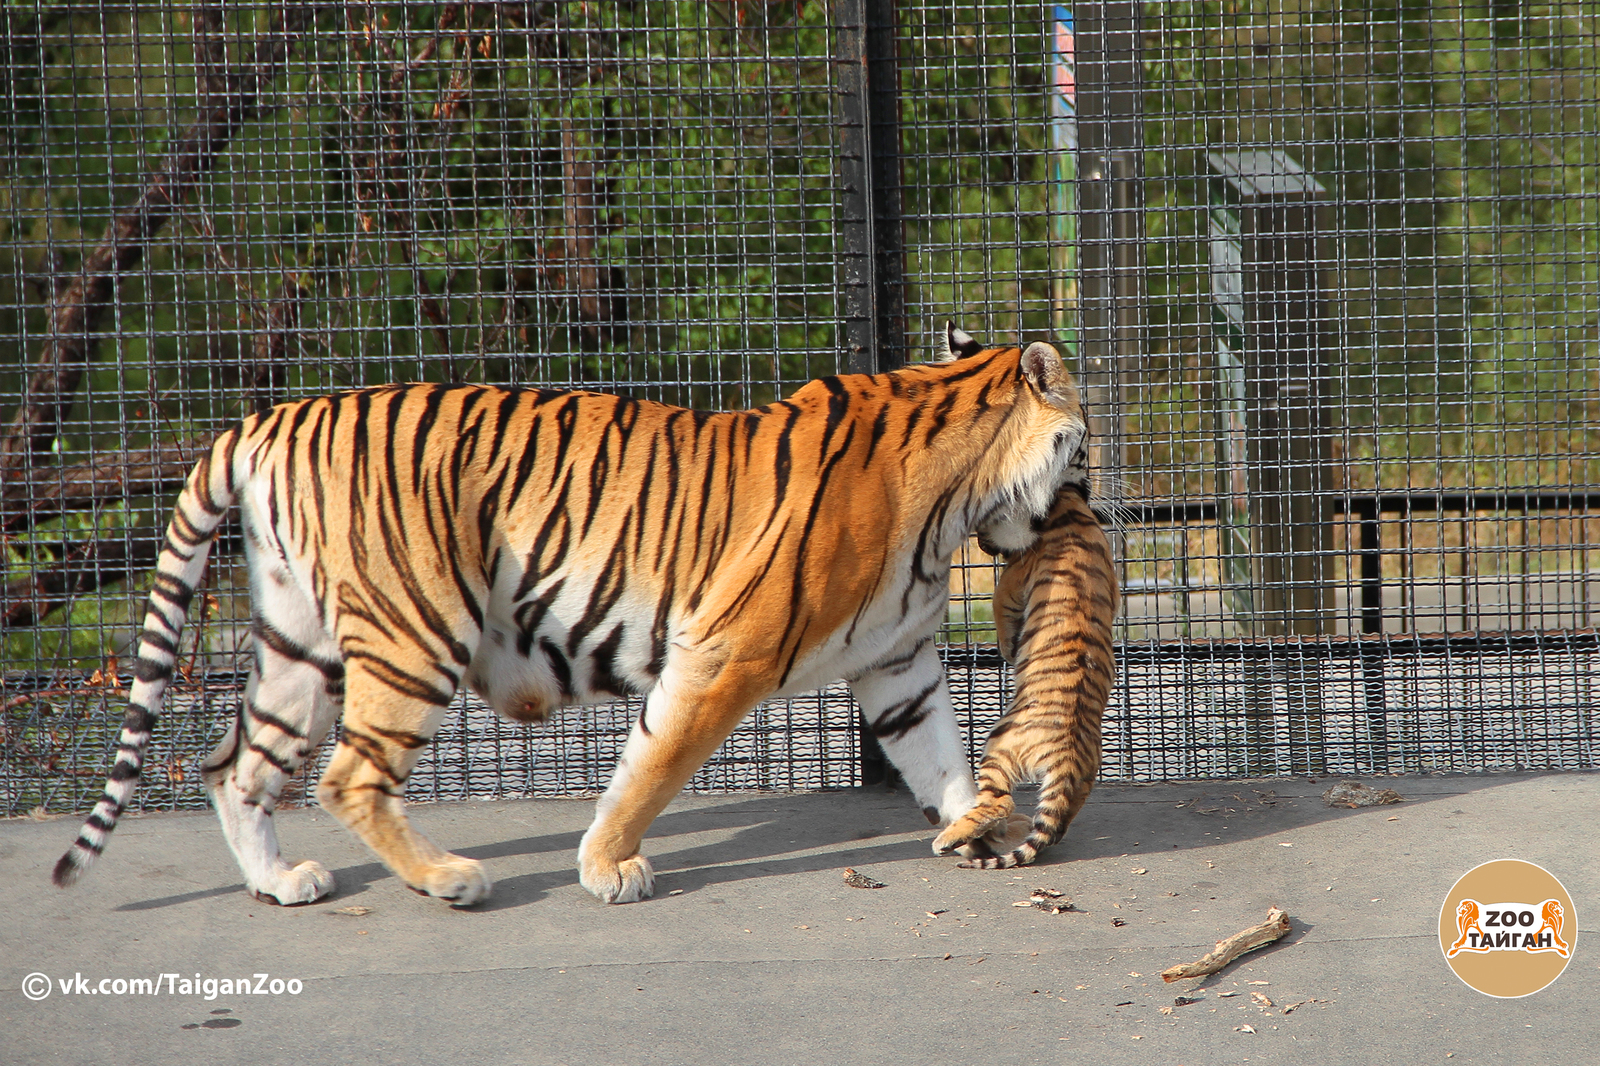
<box><xmin>192</xmin><ymin>3</ymin><xmax>227</xmax><ymax>108</ymax></box>
<box><xmin>247</xmin><ymin>275</ymin><xmax>307</xmax><ymax>414</ymax></box>
<box><xmin>556</xmin><ymin>115</ymin><xmax>626</xmax><ymax>346</ymax></box>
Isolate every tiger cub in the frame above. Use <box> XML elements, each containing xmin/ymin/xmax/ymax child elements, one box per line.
<box><xmin>55</xmin><ymin>325</ymin><xmax>1089</xmax><ymax>906</ymax></box>
<box><xmin>933</xmin><ymin>471</ymin><xmax>1118</xmax><ymax>869</ymax></box>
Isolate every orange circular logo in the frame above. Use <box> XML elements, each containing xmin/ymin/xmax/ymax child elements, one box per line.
<box><xmin>1439</xmin><ymin>859</ymin><xmax>1576</xmax><ymax>998</ymax></box>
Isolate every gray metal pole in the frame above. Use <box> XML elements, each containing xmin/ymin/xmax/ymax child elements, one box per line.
<box><xmin>1208</xmin><ymin>150</ymin><xmax>1335</xmax><ymax>774</ymax></box>
<box><xmin>1074</xmin><ymin>1</ymin><xmax>1144</xmax><ymax>546</ymax></box>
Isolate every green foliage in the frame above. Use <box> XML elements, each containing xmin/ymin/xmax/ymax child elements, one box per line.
<box><xmin>1</xmin><ymin>506</ymin><xmax>147</xmax><ymax>671</ymax></box>
<box><xmin>1141</xmin><ymin>0</ymin><xmax>1600</xmax><ymax>494</ymax></box>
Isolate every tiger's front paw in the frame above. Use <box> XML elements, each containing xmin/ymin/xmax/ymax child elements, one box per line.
<box><xmin>579</xmin><ymin>853</ymin><xmax>656</xmax><ymax>904</ymax></box>
<box><xmin>410</xmin><ymin>854</ymin><xmax>491</xmax><ymax>906</ymax></box>
<box><xmin>250</xmin><ymin>860</ymin><xmax>337</xmax><ymax>906</ymax></box>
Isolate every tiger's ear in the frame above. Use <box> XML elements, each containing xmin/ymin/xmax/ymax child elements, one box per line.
<box><xmin>938</xmin><ymin>321</ymin><xmax>983</xmax><ymax>362</ymax></box>
<box><xmin>1020</xmin><ymin>342</ymin><xmax>1073</xmax><ymax>406</ymax></box>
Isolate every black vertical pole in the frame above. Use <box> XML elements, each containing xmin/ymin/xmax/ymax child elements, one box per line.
<box><xmin>837</xmin><ymin>0</ymin><xmax>907</xmax><ymax>378</ymax></box>
<box><xmin>838</xmin><ymin>0</ymin><xmax>907</xmax><ymax>785</ymax></box>
<box><xmin>1358</xmin><ymin>500</ymin><xmax>1390</xmax><ymax>770</ymax></box>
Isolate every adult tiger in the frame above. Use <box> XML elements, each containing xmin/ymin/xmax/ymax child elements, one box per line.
<box><xmin>933</xmin><ymin>465</ymin><xmax>1118</xmax><ymax>869</ymax></box>
<box><xmin>54</xmin><ymin>325</ymin><xmax>1088</xmax><ymax>905</ymax></box>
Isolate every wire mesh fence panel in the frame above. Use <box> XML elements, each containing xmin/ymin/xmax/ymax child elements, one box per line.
<box><xmin>1118</xmin><ymin>0</ymin><xmax>1600</xmax><ymax>777</ymax></box>
<box><xmin>3</xmin><ymin>2</ymin><xmax>1598</xmax><ymax>817</ymax></box>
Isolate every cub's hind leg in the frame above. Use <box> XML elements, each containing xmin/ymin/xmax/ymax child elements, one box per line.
<box><xmin>315</xmin><ymin>664</ymin><xmax>489</xmax><ymax>905</ymax></box>
<box><xmin>202</xmin><ymin>609</ymin><xmax>344</xmax><ymax>905</ymax></box>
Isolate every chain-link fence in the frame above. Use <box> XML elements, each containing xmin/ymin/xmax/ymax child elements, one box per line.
<box><xmin>4</xmin><ymin>2</ymin><xmax>1598</xmax><ymax>816</ymax></box>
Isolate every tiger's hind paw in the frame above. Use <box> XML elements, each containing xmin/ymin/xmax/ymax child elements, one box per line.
<box><xmin>957</xmin><ymin>815</ymin><xmax>1041</xmax><ymax>869</ymax></box>
<box><xmin>579</xmin><ymin>853</ymin><xmax>656</xmax><ymax>904</ymax></box>
<box><xmin>250</xmin><ymin>860</ymin><xmax>337</xmax><ymax>906</ymax></box>
<box><xmin>410</xmin><ymin>855</ymin><xmax>491</xmax><ymax>907</ymax></box>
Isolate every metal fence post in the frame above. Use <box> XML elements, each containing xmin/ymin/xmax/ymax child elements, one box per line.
<box><xmin>838</xmin><ymin>0</ymin><xmax>908</xmax><ymax>785</ymax></box>
<box><xmin>1073</xmin><ymin>2</ymin><xmax>1143</xmax><ymax>522</ymax></box>
<box><xmin>837</xmin><ymin>0</ymin><xmax>908</xmax><ymax>379</ymax></box>
<box><xmin>1073</xmin><ymin>3</ymin><xmax>1144</xmax><ymax>774</ymax></box>
<box><xmin>1208</xmin><ymin>151</ymin><xmax>1335</xmax><ymax>774</ymax></box>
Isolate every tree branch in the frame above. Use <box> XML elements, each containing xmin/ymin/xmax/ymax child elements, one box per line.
<box><xmin>1</xmin><ymin>537</ymin><xmax>160</xmax><ymax>630</ymax></box>
<box><xmin>247</xmin><ymin>275</ymin><xmax>307</xmax><ymax>414</ymax></box>
<box><xmin>0</xmin><ymin>530</ymin><xmax>244</xmax><ymax>631</ymax></box>
<box><xmin>1161</xmin><ymin>907</ymin><xmax>1292</xmax><ymax>982</ymax></box>
<box><xmin>0</xmin><ymin>438</ymin><xmax>209</xmax><ymax>536</ymax></box>
<box><xmin>0</xmin><ymin>2</ymin><xmax>320</xmax><ymax>480</ymax></box>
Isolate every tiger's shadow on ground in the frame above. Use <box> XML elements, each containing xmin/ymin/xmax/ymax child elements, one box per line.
<box><xmin>119</xmin><ymin>776</ymin><xmax>1541</xmax><ymax>912</ymax></box>
<box><xmin>460</xmin><ymin>775</ymin><xmax>1544</xmax><ymax>910</ymax></box>
<box><xmin>451</xmin><ymin>796</ymin><xmax>942</xmax><ymax>910</ymax></box>
<box><xmin>113</xmin><ymin>793</ymin><xmax>934</xmax><ymax>911</ymax></box>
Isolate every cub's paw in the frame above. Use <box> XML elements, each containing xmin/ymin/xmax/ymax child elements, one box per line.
<box><xmin>410</xmin><ymin>854</ymin><xmax>492</xmax><ymax>907</ymax></box>
<box><xmin>988</xmin><ymin>812</ymin><xmax>1034</xmax><ymax>850</ymax></box>
<box><xmin>579</xmin><ymin>853</ymin><xmax>656</xmax><ymax>904</ymax></box>
<box><xmin>955</xmin><ymin>813</ymin><xmax>1034</xmax><ymax>862</ymax></box>
<box><xmin>251</xmin><ymin>860</ymin><xmax>337</xmax><ymax>906</ymax></box>
<box><xmin>932</xmin><ymin>803</ymin><xmax>1016</xmax><ymax>856</ymax></box>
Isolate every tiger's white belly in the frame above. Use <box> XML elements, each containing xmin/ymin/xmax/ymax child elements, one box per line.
<box><xmin>464</xmin><ymin>587</ymin><xmax>664</xmax><ymax>722</ymax></box>
<box><xmin>462</xmin><ymin>561</ymin><xmax>951</xmax><ymax>722</ymax></box>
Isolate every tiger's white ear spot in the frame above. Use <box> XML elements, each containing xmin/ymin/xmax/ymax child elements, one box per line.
<box><xmin>938</xmin><ymin>321</ymin><xmax>982</xmax><ymax>362</ymax></box>
<box><xmin>1021</xmin><ymin>342</ymin><xmax>1072</xmax><ymax>405</ymax></box>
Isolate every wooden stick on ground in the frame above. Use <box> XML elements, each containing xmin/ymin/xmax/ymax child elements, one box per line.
<box><xmin>1161</xmin><ymin>907</ymin><xmax>1291</xmax><ymax>983</ymax></box>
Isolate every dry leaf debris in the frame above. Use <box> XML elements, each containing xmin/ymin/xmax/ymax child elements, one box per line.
<box><xmin>1024</xmin><ymin>887</ymin><xmax>1079</xmax><ymax>914</ymax></box>
<box><xmin>1322</xmin><ymin>781</ymin><xmax>1403</xmax><ymax>808</ymax></box>
<box><xmin>842</xmin><ymin>868</ymin><xmax>885</xmax><ymax>889</ymax></box>
<box><xmin>1281</xmin><ymin>998</ymin><xmax>1324</xmax><ymax>1013</ymax></box>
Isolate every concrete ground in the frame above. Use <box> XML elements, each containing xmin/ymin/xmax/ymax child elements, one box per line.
<box><xmin>1</xmin><ymin>771</ymin><xmax>1594</xmax><ymax>1065</ymax></box>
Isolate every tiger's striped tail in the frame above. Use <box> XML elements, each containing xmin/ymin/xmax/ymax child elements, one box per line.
<box><xmin>53</xmin><ymin>431</ymin><xmax>241</xmax><ymax>888</ymax></box>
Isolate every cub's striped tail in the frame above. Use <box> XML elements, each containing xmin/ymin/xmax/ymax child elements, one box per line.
<box><xmin>53</xmin><ymin>431</ymin><xmax>241</xmax><ymax>888</ymax></box>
